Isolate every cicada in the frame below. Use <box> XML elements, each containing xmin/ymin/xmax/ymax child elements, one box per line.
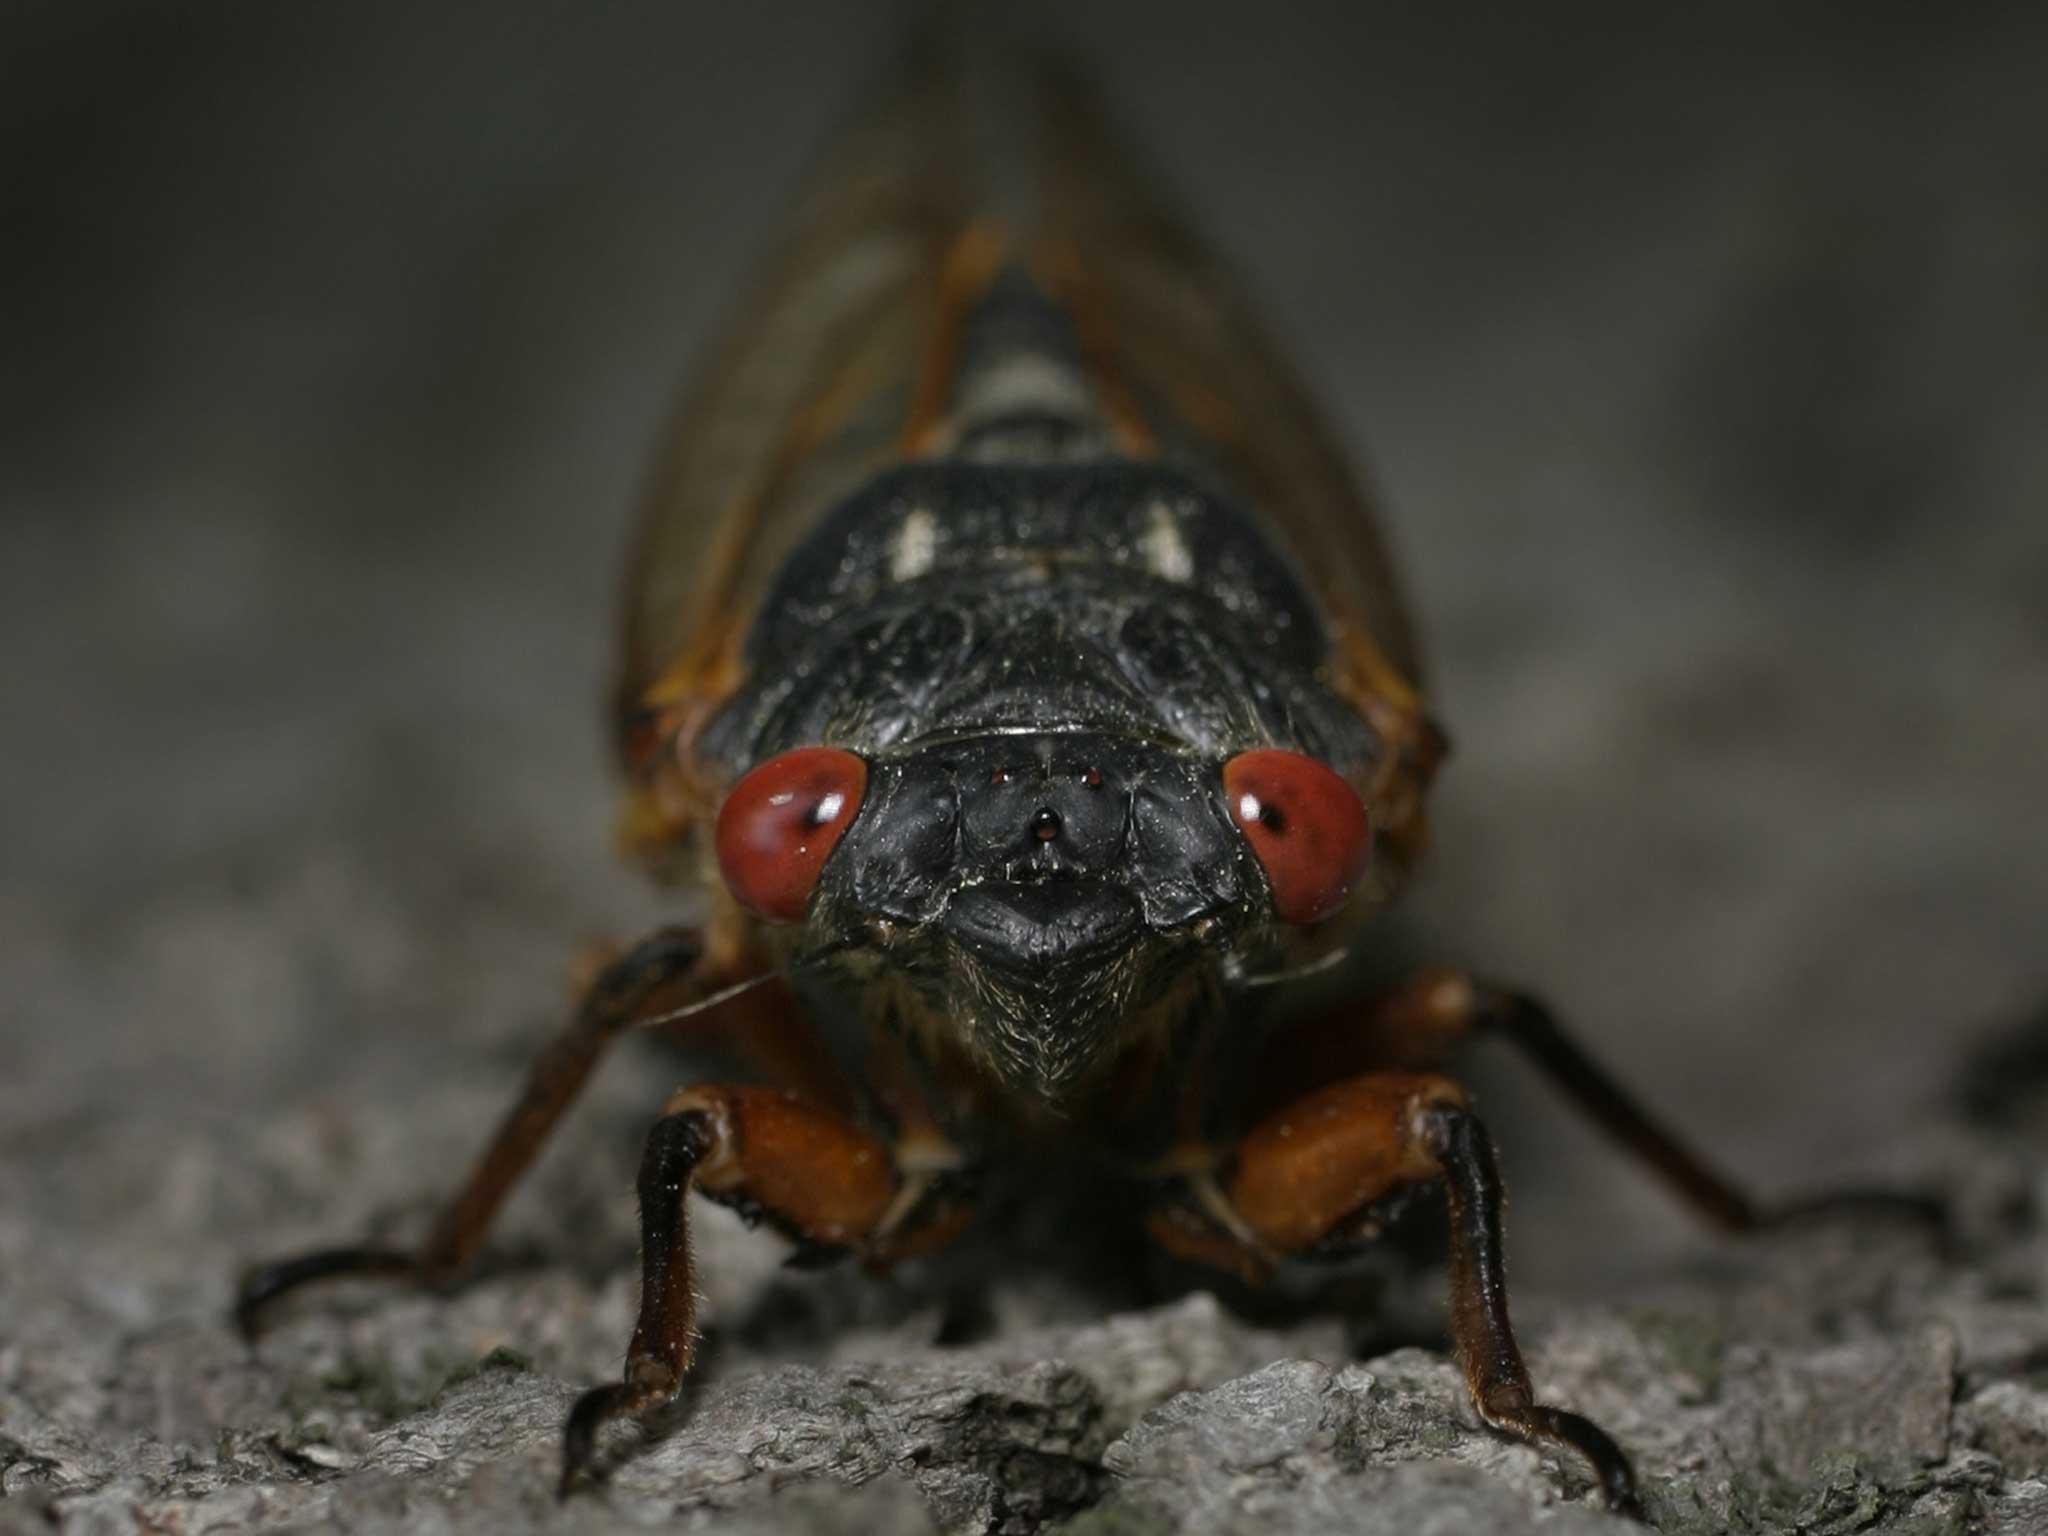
<box><xmin>239</xmin><ymin>40</ymin><xmax>1820</xmax><ymax>1519</ymax></box>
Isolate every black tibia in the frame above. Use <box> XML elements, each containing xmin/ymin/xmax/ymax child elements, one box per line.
<box><xmin>1422</xmin><ymin>1100</ymin><xmax>1645</xmax><ymax>1521</ymax></box>
<box><xmin>1469</xmin><ymin>985</ymin><xmax>1759</xmax><ymax>1232</ymax></box>
<box><xmin>232</xmin><ymin>1248</ymin><xmax>415</xmax><ymax>1335</ymax></box>
<box><xmin>235</xmin><ymin>926</ymin><xmax>706</xmax><ymax>1338</ymax></box>
<box><xmin>560</xmin><ymin>1108</ymin><xmax>716</xmax><ymax>1495</ymax></box>
<box><xmin>1474</xmin><ymin>984</ymin><xmax>1945</xmax><ymax>1236</ymax></box>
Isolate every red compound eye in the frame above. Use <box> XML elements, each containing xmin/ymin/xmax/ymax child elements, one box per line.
<box><xmin>1223</xmin><ymin>749</ymin><xmax>1371</xmax><ymax>925</ymax></box>
<box><xmin>715</xmin><ymin>748</ymin><xmax>867</xmax><ymax>922</ymax></box>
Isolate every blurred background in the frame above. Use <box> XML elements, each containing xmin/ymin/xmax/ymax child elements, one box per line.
<box><xmin>4</xmin><ymin>0</ymin><xmax>2046</xmax><ymax>1320</ymax></box>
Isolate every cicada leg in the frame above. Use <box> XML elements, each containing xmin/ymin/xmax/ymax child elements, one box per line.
<box><xmin>1321</xmin><ymin>971</ymin><xmax>1942</xmax><ymax>1234</ymax></box>
<box><xmin>1147</xmin><ymin>1071</ymin><xmax>1643</xmax><ymax>1519</ymax></box>
<box><xmin>560</xmin><ymin>1083</ymin><xmax>973</xmax><ymax>1493</ymax></box>
<box><xmin>237</xmin><ymin>926</ymin><xmax>730</xmax><ymax>1333</ymax></box>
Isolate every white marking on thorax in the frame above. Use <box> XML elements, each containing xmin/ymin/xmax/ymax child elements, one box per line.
<box><xmin>956</xmin><ymin>353</ymin><xmax>1096</xmax><ymax>426</ymax></box>
<box><xmin>890</xmin><ymin>506</ymin><xmax>938</xmax><ymax>580</ymax></box>
<box><xmin>1138</xmin><ymin>499</ymin><xmax>1195</xmax><ymax>583</ymax></box>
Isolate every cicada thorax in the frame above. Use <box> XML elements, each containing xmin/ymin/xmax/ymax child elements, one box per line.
<box><xmin>618</xmin><ymin>471</ymin><xmax>1438</xmax><ymax>954</ymax></box>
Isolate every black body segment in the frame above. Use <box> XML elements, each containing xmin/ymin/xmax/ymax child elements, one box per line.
<box><xmin>698</xmin><ymin>460</ymin><xmax>1376</xmax><ymax>774</ymax></box>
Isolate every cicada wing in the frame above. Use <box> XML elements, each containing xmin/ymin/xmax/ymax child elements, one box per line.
<box><xmin>614</xmin><ymin>49</ymin><xmax>975</xmax><ymax>759</ymax></box>
<box><xmin>1032</xmin><ymin>60</ymin><xmax>1424</xmax><ymax>691</ymax></box>
<box><xmin>616</xmin><ymin>38</ymin><xmax>1438</xmax><ymax>871</ymax></box>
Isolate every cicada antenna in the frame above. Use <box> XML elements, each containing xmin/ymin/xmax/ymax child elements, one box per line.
<box><xmin>630</xmin><ymin>970</ymin><xmax>779</xmax><ymax>1032</ymax></box>
<box><xmin>1233</xmin><ymin>945</ymin><xmax>1353</xmax><ymax>989</ymax></box>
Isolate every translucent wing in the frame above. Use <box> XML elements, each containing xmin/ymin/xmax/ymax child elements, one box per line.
<box><xmin>1030</xmin><ymin>60</ymin><xmax>1424</xmax><ymax>691</ymax></box>
<box><xmin>614</xmin><ymin>47</ymin><xmax>976</xmax><ymax>745</ymax></box>
<box><xmin>616</xmin><ymin>37</ymin><xmax>1435</xmax><ymax>861</ymax></box>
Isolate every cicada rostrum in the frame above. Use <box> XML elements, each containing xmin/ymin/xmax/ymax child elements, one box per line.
<box><xmin>235</xmin><ymin>37</ymin><xmax>1875</xmax><ymax>1520</ymax></box>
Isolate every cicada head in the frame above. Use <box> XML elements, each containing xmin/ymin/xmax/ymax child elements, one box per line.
<box><xmin>718</xmin><ymin>731</ymin><xmax>1376</xmax><ymax>1105</ymax></box>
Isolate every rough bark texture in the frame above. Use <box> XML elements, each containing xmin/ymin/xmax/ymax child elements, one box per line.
<box><xmin>8</xmin><ymin>1157</ymin><xmax>2048</xmax><ymax>1534</ymax></box>
<box><xmin>5</xmin><ymin>5</ymin><xmax>2047</xmax><ymax>1535</ymax></box>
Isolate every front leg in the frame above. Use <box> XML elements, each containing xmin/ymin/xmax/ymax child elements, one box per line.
<box><xmin>1255</xmin><ymin>970</ymin><xmax>1941</xmax><ymax>1235</ymax></box>
<box><xmin>561</xmin><ymin>1084</ymin><xmax>973</xmax><ymax>1494</ymax></box>
<box><xmin>1149</xmin><ymin>1071</ymin><xmax>1643</xmax><ymax>1519</ymax></box>
<box><xmin>236</xmin><ymin>925</ymin><xmax>716</xmax><ymax>1333</ymax></box>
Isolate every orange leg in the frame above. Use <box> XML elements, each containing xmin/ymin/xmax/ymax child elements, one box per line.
<box><xmin>237</xmin><ymin>926</ymin><xmax>732</xmax><ymax>1332</ymax></box>
<box><xmin>1371</xmin><ymin>971</ymin><xmax>1760</xmax><ymax>1230</ymax></box>
<box><xmin>1149</xmin><ymin>1070</ymin><xmax>1642</xmax><ymax>1518</ymax></box>
<box><xmin>1252</xmin><ymin>971</ymin><xmax>1765</xmax><ymax>1229</ymax></box>
<box><xmin>1341</xmin><ymin>971</ymin><xmax>1937</xmax><ymax>1234</ymax></box>
<box><xmin>560</xmin><ymin>1084</ymin><xmax>970</xmax><ymax>1491</ymax></box>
